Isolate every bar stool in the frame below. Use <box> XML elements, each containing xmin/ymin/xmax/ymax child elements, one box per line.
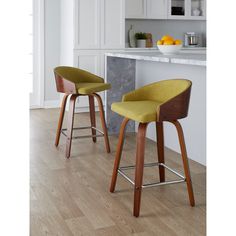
<box><xmin>110</xmin><ymin>79</ymin><xmax>195</xmax><ymax>217</ymax></box>
<box><xmin>54</xmin><ymin>66</ymin><xmax>111</xmax><ymax>158</ymax></box>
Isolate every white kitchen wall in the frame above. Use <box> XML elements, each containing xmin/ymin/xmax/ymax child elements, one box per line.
<box><xmin>44</xmin><ymin>0</ymin><xmax>60</xmax><ymax>104</ymax></box>
<box><xmin>126</xmin><ymin>19</ymin><xmax>206</xmax><ymax>47</ymax></box>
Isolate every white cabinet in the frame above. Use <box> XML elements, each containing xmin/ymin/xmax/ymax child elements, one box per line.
<box><xmin>168</xmin><ymin>0</ymin><xmax>206</xmax><ymax>20</ymax></box>
<box><xmin>101</xmin><ymin>0</ymin><xmax>125</xmax><ymax>49</ymax></box>
<box><xmin>75</xmin><ymin>0</ymin><xmax>125</xmax><ymax>49</ymax></box>
<box><xmin>125</xmin><ymin>0</ymin><xmax>146</xmax><ymax>19</ymax></box>
<box><xmin>189</xmin><ymin>0</ymin><xmax>206</xmax><ymax>19</ymax></box>
<box><xmin>147</xmin><ymin>0</ymin><xmax>168</xmax><ymax>19</ymax></box>
<box><xmin>74</xmin><ymin>50</ymin><xmax>101</xmax><ymax>76</ymax></box>
<box><xmin>74</xmin><ymin>0</ymin><xmax>100</xmax><ymax>49</ymax></box>
<box><xmin>167</xmin><ymin>0</ymin><xmax>187</xmax><ymax>19</ymax></box>
<box><xmin>125</xmin><ymin>0</ymin><xmax>167</xmax><ymax>19</ymax></box>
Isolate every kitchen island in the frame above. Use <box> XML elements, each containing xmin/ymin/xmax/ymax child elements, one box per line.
<box><xmin>105</xmin><ymin>49</ymin><xmax>206</xmax><ymax>165</ymax></box>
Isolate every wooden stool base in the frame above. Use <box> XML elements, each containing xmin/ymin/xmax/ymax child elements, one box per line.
<box><xmin>55</xmin><ymin>93</ymin><xmax>110</xmax><ymax>158</ymax></box>
<box><xmin>110</xmin><ymin>118</ymin><xmax>195</xmax><ymax>217</ymax></box>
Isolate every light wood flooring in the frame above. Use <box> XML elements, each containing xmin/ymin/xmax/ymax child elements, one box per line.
<box><xmin>30</xmin><ymin>108</ymin><xmax>206</xmax><ymax>236</ymax></box>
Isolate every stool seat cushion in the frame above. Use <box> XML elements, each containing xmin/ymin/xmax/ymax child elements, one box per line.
<box><xmin>111</xmin><ymin>101</ymin><xmax>163</xmax><ymax>123</ymax></box>
<box><xmin>76</xmin><ymin>82</ymin><xmax>111</xmax><ymax>94</ymax></box>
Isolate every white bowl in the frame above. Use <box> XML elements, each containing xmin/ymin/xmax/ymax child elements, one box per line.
<box><xmin>157</xmin><ymin>44</ymin><xmax>182</xmax><ymax>55</ymax></box>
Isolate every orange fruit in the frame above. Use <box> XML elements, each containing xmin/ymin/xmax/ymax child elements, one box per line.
<box><xmin>174</xmin><ymin>39</ymin><xmax>182</xmax><ymax>45</ymax></box>
<box><xmin>156</xmin><ymin>40</ymin><xmax>163</xmax><ymax>45</ymax></box>
<box><xmin>163</xmin><ymin>39</ymin><xmax>174</xmax><ymax>45</ymax></box>
<box><xmin>161</xmin><ymin>35</ymin><xmax>174</xmax><ymax>41</ymax></box>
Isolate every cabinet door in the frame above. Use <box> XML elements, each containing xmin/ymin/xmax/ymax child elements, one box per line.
<box><xmin>147</xmin><ymin>0</ymin><xmax>167</xmax><ymax>19</ymax></box>
<box><xmin>74</xmin><ymin>0</ymin><xmax>100</xmax><ymax>49</ymax></box>
<box><xmin>125</xmin><ymin>0</ymin><xmax>146</xmax><ymax>19</ymax></box>
<box><xmin>101</xmin><ymin>0</ymin><xmax>125</xmax><ymax>49</ymax></box>
<box><xmin>74</xmin><ymin>51</ymin><xmax>101</xmax><ymax>77</ymax></box>
<box><xmin>74</xmin><ymin>50</ymin><xmax>102</xmax><ymax>108</ymax></box>
<box><xmin>189</xmin><ymin>0</ymin><xmax>206</xmax><ymax>20</ymax></box>
<box><xmin>168</xmin><ymin>0</ymin><xmax>188</xmax><ymax>19</ymax></box>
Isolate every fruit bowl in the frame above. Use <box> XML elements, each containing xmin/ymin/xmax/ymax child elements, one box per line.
<box><xmin>157</xmin><ymin>44</ymin><xmax>182</xmax><ymax>55</ymax></box>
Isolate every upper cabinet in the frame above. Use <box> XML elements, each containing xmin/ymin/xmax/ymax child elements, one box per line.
<box><xmin>74</xmin><ymin>0</ymin><xmax>125</xmax><ymax>49</ymax></box>
<box><xmin>101</xmin><ymin>0</ymin><xmax>125</xmax><ymax>49</ymax></box>
<box><xmin>74</xmin><ymin>0</ymin><xmax>100</xmax><ymax>49</ymax></box>
<box><xmin>125</xmin><ymin>0</ymin><xmax>206</xmax><ymax>20</ymax></box>
<box><xmin>125</xmin><ymin>0</ymin><xmax>146</xmax><ymax>19</ymax></box>
<box><xmin>168</xmin><ymin>0</ymin><xmax>206</xmax><ymax>20</ymax></box>
<box><xmin>125</xmin><ymin>0</ymin><xmax>167</xmax><ymax>19</ymax></box>
<box><xmin>189</xmin><ymin>0</ymin><xmax>206</xmax><ymax>19</ymax></box>
<box><xmin>147</xmin><ymin>0</ymin><xmax>168</xmax><ymax>19</ymax></box>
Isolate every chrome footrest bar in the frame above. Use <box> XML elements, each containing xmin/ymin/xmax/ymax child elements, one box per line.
<box><xmin>61</xmin><ymin>126</ymin><xmax>104</xmax><ymax>139</ymax></box>
<box><xmin>91</xmin><ymin>127</ymin><xmax>104</xmax><ymax>135</ymax></box>
<box><xmin>118</xmin><ymin>162</ymin><xmax>186</xmax><ymax>189</ymax></box>
<box><xmin>142</xmin><ymin>179</ymin><xmax>185</xmax><ymax>189</ymax></box>
<box><xmin>118</xmin><ymin>169</ymin><xmax>135</xmax><ymax>185</ymax></box>
<box><xmin>71</xmin><ymin>134</ymin><xmax>104</xmax><ymax>139</ymax></box>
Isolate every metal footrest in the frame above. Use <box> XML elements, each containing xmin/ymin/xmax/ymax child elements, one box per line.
<box><xmin>61</xmin><ymin>126</ymin><xmax>104</xmax><ymax>139</ymax></box>
<box><xmin>118</xmin><ymin>162</ymin><xmax>186</xmax><ymax>189</ymax></box>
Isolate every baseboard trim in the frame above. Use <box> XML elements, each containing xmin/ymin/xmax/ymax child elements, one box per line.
<box><xmin>44</xmin><ymin>100</ymin><xmax>60</xmax><ymax>108</ymax></box>
<box><xmin>30</xmin><ymin>105</ymin><xmax>43</xmax><ymax>109</ymax></box>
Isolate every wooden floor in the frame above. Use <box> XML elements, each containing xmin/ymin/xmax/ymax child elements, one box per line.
<box><xmin>30</xmin><ymin>108</ymin><xmax>206</xmax><ymax>236</ymax></box>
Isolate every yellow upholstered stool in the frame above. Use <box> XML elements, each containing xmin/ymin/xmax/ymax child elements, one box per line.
<box><xmin>110</xmin><ymin>79</ymin><xmax>195</xmax><ymax>217</ymax></box>
<box><xmin>54</xmin><ymin>66</ymin><xmax>111</xmax><ymax>158</ymax></box>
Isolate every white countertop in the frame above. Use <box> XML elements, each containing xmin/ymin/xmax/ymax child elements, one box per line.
<box><xmin>106</xmin><ymin>48</ymin><xmax>206</xmax><ymax>66</ymax></box>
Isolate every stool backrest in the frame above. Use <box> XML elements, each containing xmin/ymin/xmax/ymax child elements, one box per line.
<box><xmin>150</xmin><ymin>79</ymin><xmax>191</xmax><ymax>103</ymax></box>
<box><xmin>153</xmin><ymin>79</ymin><xmax>192</xmax><ymax>121</ymax></box>
<box><xmin>131</xmin><ymin>79</ymin><xmax>191</xmax><ymax>103</ymax></box>
<box><xmin>54</xmin><ymin>66</ymin><xmax>103</xmax><ymax>83</ymax></box>
<box><xmin>122</xmin><ymin>79</ymin><xmax>192</xmax><ymax>121</ymax></box>
<box><xmin>54</xmin><ymin>66</ymin><xmax>104</xmax><ymax>93</ymax></box>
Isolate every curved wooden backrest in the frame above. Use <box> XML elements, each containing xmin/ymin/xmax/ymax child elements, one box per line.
<box><xmin>157</xmin><ymin>80</ymin><xmax>192</xmax><ymax>121</ymax></box>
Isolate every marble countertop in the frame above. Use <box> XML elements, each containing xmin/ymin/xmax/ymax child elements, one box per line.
<box><xmin>106</xmin><ymin>49</ymin><xmax>206</xmax><ymax>66</ymax></box>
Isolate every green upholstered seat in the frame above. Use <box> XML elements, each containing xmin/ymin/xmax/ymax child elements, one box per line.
<box><xmin>112</xmin><ymin>101</ymin><xmax>162</xmax><ymax>123</ymax></box>
<box><xmin>54</xmin><ymin>66</ymin><xmax>111</xmax><ymax>94</ymax></box>
<box><xmin>76</xmin><ymin>83</ymin><xmax>111</xmax><ymax>94</ymax></box>
<box><xmin>111</xmin><ymin>79</ymin><xmax>191</xmax><ymax>123</ymax></box>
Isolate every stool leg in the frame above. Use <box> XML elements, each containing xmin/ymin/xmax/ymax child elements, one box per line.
<box><xmin>65</xmin><ymin>94</ymin><xmax>77</xmax><ymax>159</ymax></box>
<box><xmin>93</xmin><ymin>93</ymin><xmax>110</xmax><ymax>153</ymax></box>
<box><xmin>55</xmin><ymin>94</ymin><xmax>69</xmax><ymax>147</ymax></box>
<box><xmin>89</xmin><ymin>95</ymin><xmax>96</xmax><ymax>143</ymax></box>
<box><xmin>110</xmin><ymin>118</ymin><xmax>129</xmax><ymax>193</ymax></box>
<box><xmin>171</xmin><ymin>120</ymin><xmax>195</xmax><ymax>207</ymax></box>
<box><xmin>133</xmin><ymin>122</ymin><xmax>148</xmax><ymax>217</ymax></box>
<box><xmin>156</xmin><ymin>122</ymin><xmax>165</xmax><ymax>182</ymax></box>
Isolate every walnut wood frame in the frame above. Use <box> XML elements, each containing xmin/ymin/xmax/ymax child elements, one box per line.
<box><xmin>54</xmin><ymin>73</ymin><xmax>77</xmax><ymax>94</ymax></box>
<box><xmin>157</xmin><ymin>83</ymin><xmax>192</xmax><ymax>122</ymax></box>
<box><xmin>110</xmin><ymin>83</ymin><xmax>195</xmax><ymax>217</ymax></box>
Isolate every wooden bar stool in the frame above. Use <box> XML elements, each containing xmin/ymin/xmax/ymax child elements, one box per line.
<box><xmin>110</xmin><ymin>79</ymin><xmax>195</xmax><ymax>217</ymax></box>
<box><xmin>54</xmin><ymin>66</ymin><xmax>111</xmax><ymax>158</ymax></box>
